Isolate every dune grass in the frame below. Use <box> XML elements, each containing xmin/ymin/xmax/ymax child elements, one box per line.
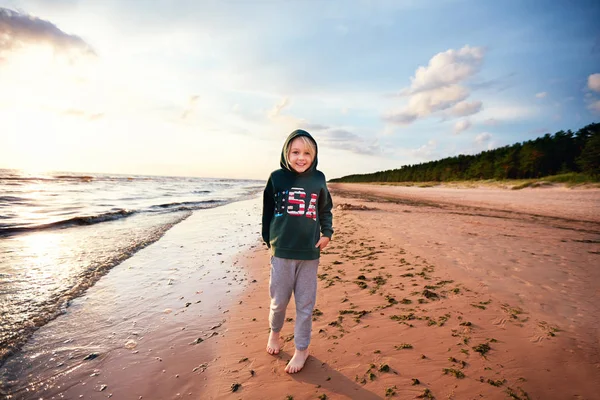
<box><xmin>344</xmin><ymin>173</ymin><xmax>600</xmax><ymax>190</ymax></box>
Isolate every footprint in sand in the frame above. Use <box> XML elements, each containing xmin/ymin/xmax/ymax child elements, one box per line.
<box><xmin>492</xmin><ymin>317</ymin><xmax>508</xmax><ymax>329</ymax></box>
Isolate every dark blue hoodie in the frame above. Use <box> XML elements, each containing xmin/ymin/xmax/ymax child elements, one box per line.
<box><xmin>262</xmin><ymin>130</ymin><xmax>334</xmax><ymax>260</ymax></box>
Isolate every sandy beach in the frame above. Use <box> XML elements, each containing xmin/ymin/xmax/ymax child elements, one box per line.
<box><xmin>203</xmin><ymin>183</ymin><xmax>600</xmax><ymax>399</ymax></box>
<box><xmin>6</xmin><ymin>183</ymin><xmax>600</xmax><ymax>399</ymax></box>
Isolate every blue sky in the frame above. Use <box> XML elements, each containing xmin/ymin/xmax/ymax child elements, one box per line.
<box><xmin>1</xmin><ymin>0</ymin><xmax>599</xmax><ymax>179</ymax></box>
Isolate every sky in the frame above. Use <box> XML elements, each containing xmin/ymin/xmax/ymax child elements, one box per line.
<box><xmin>1</xmin><ymin>0</ymin><xmax>599</xmax><ymax>180</ymax></box>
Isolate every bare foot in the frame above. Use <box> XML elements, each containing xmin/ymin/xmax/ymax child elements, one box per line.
<box><xmin>285</xmin><ymin>348</ymin><xmax>309</xmax><ymax>373</ymax></box>
<box><xmin>266</xmin><ymin>330</ymin><xmax>280</xmax><ymax>355</ymax></box>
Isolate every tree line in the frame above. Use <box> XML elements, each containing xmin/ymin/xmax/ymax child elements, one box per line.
<box><xmin>330</xmin><ymin>122</ymin><xmax>600</xmax><ymax>183</ymax></box>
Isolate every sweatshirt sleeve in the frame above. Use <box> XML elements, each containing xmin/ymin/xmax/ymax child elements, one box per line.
<box><xmin>261</xmin><ymin>177</ymin><xmax>274</xmax><ymax>247</ymax></box>
<box><xmin>318</xmin><ymin>182</ymin><xmax>334</xmax><ymax>239</ymax></box>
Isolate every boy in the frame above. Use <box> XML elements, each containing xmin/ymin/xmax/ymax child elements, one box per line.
<box><xmin>262</xmin><ymin>129</ymin><xmax>333</xmax><ymax>373</ymax></box>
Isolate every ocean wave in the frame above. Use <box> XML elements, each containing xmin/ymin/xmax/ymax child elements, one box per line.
<box><xmin>0</xmin><ymin>209</ymin><xmax>135</xmax><ymax>237</ymax></box>
<box><xmin>150</xmin><ymin>199</ymin><xmax>224</xmax><ymax>210</ymax></box>
<box><xmin>0</xmin><ymin>196</ymin><xmax>28</xmax><ymax>204</ymax></box>
<box><xmin>0</xmin><ymin>210</ymin><xmax>192</xmax><ymax>369</ymax></box>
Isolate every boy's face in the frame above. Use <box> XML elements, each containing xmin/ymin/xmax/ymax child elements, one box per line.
<box><xmin>288</xmin><ymin>137</ymin><xmax>314</xmax><ymax>174</ymax></box>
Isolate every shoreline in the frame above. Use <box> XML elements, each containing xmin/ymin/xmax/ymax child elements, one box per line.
<box><xmin>6</xmin><ymin>184</ymin><xmax>599</xmax><ymax>399</ymax></box>
<box><xmin>1</xmin><ymin>197</ymin><xmax>263</xmax><ymax>399</ymax></box>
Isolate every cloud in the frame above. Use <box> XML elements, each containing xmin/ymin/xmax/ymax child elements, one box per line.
<box><xmin>451</xmin><ymin>100</ymin><xmax>483</xmax><ymax>117</ymax></box>
<box><xmin>181</xmin><ymin>95</ymin><xmax>200</xmax><ymax>119</ymax></box>
<box><xmin>299</xmin><ymin>122</ymin><xmax>330</xmax><ymax>131</ymax></box>
<box><xmin>475</xmin><ymin>132</ymin><xmax>492</xmax><ymax>145</ymax></box>
<box><xmin>268</xmin><ymin>97</ymin><xmax>290</xmax><ymax>119</ymax></box>
<box><xmin>319</xmin><ymin>128</ymin><xmax>382</xmax><ymax>156</ymax></box>
<box><xmin>453</xmin><ymin>119</ymin><xmax>471</xmax><ymax>135</ymax></box>
<box><xmin>403</xmin><ymin>45</ymin><xmax>485</xmax><ymax>95</ymax></box>
<box><xmin>385</xmin><ymin>84</ymin><xmax>469</xmax><ymax>124</ymax></box>
<box><xmin>411</xmin><ymin>139</ymin><xmax>437</xmax><ymax>159</ymax></box>
<box><xmin>535</xmin><ymin>92</ymin><xmax>547</xmax><ymax>98</ymax></box>
<box><xmin>385</xmin><ymin>45</ymin><xmax>485</xmax><ymax>126</ymax></box>
<box><xmin>61</xmin><ymin>108</ymin><xmax>104</xmax><ymax>120</ymax></box>
<box><xmin>588</xmin><ymin>99</ymin><xmax>600</xmax><ymax>113</ymax></box>
<box><xmin>0</xmin><ymin>7</ymin><xmax>94</xmax><ymax>55</ymax></box>
<box><xmin>588</xmin><ymin>73</ymin><xmax>600</xmax><ymax>92</ymax></box>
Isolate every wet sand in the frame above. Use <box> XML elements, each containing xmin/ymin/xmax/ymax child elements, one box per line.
<box><xmin>8</xmin><ymin>184</ymin><xmax>600</xmax><ymax>399</ymax></box>
<box><xmin>203</xmin><ymin>183</ymin><xmax>600</xmax><ymax>399</ymax></box>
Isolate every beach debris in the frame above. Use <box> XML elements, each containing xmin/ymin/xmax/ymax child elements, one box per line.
<box><xmin>185</xmin><ymin>302</ymin><xmax>191</xmax><ymax>307</ymax></box>
<box><xmin>443</xmin><ymin>368</ymin><xmax>465</xmax><ymax>378</ymax></box>
<box><xmin>239</xmin><ymin>357</ymin><xmax>248</xmax><ymax>363</ymax></box>
<box><xmin>354</xmin><ymin>280</ymin><xmax>368</xmax><ymax>289</ymax></box>
<box><xmin>250</xmin><ymin>369</ymin><xmax>255</xmax><ymax>376</ymax></box>
<box><xmin>125</xmin><ymin>339</ymin><xmax>137</xmax><ymax>349</ymax></box>
<box><xmin>192</xmin><ymin>363</ymin><xmax>208</xmax><ymax>373</ymax></box>
<box><xmin>317</xmin><ymin>395</ymin><xmax>328</xmax><ymax>400</ymax></box>
<box><xmin>99</xmin><ymin>384</ymin><xmax>107</xmax><ymax>391</ymax></box>
<box><xmin>167</xmin><ymin>279</ymin><xmax>173</xmax><ymax>285</ymax></box>
<box><xmin>385</xmin><ymin>386</ymin><xmax>397</xmax><ymax>397</ymax></box>
<box><xmin>473</xmin><ymin>342</ymin><xmax>491</xmax><ymax>356</ymax></box>
<box><xmin>412</xmin><ymin>378</ymin><xmax>420</xmax><ymax>385</ymax></box>
<box><xmin>336</xmin><ymin>203</ymin><xmax>374</xmax><ymax>211</ymax></box>
<box><xmin>394</xmin><ymin>343</ymin><xmax>413</xmax><ymax>350</ymax></box>
<box><xmin>230</xmin><ymin>382</ymin><xmax>241</xmax><ymax>392</ymax></box>
<box><xmin>484</xmin><ymin>378</ymin><xmax>506</xmax><ymax>387</ymax></box>
<box><xmin>416</xmin><ymin>388</ymin><xmax>434</xmax><ymax>399</ymax></box>
<box><xmin>210</xmin><ymin>321</ymin><xmax>224</xmax><ymax>330</ymax></box>
<box><xmin>191</xmin><ymin>337</ymin><xmax>204</xmax><ymax>344</ymax></box>
<box><xmin>378</xmin><ymin>363</ymin><xmax>390</xmax><ymax>373</ymax></box>
<box><xmin>448</xmin><ymin>357</ymin><xmax>467</xmax><ymax>368</ymax></box>
<box><xmin>422</xmin><ymin>289</ymin><xmax>439</xmax><ymax>300</ymax></box>
<box><xmin>505</xmin><ymin>386</ymin><xmax>530</xmax><ymax>400</ymax></box>
<box><xmin>83</xmin><ymin>352</ymin><xmax>99</xmax><ymax>361</ymax></box>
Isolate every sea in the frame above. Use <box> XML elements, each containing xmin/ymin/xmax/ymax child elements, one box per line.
<box><xmin>0</xmin><ymin>169</ymin><xmax>263</xmax><ymax>381</ymax></box>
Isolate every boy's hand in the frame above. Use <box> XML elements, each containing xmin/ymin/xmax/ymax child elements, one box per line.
<box><xmin>315</xmin><ymin>236</ymin><xmax>330</xmax><ymax>250</ymax></box>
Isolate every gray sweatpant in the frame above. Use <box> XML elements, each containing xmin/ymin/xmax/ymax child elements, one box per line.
<box><xmin>269</xmin><ymin>256</ymin><xmax>319</xmax><ymax>351</ymax></box>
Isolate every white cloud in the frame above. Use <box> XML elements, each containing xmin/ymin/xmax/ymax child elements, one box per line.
<box><xmin>453</xmin><ymin>119</ymin><xmax>471</xmax><ymax>135</ymax></box>
<box><xmin>319</xmin><ymin>128</ymin><xmax>382</xmax><ymax>156</ymax></box>
<box><xmin>588</xmin><ymin>73</ymin><xmax>600</xmax><ymax>92</ymax></box>
<box><xmin>588</xmin><ymin>99</ymin><xmax>600</xmax><ymax>113</ymax></box>
<box><xmin>411</xmin><ymin>139</ymin><xmax>437</xmax><ymax>159</ymax></box>
<box><xmin>535</xmin><ymin>92</ymin><xmax>547</xmax><ymax>98</ymax></box>
<box><xmin>181</xmin><ymin>95</ymin><xmax>200</xmax><ymax>119</ymax></box>
<box><xmin>476</xmin><ymin>102</ymin><xmax>538</xmax><ymax>122</ymax></box>
<box><xmin>404</xmin><ymin>45</ymin><xmax>485</xmax><ymax>94</ymax></box>
<box><xmin>451</xmin><ymin>100</ymin><xmax>483</xmax><ymax>117</ymax></box>
<box><xmin>268</xmin><ymin>97</ymin><xmax>290</xmax><ymax>119</ymax></box>
<box><xmin>385</xmin><ymin>45</ymin><xmax>485</xmax><ymax>126</ymax></box>
<box><xmin>475</xmin><ymin>132</ymin><xmax>492</xmax><ymax>145</ymax></box>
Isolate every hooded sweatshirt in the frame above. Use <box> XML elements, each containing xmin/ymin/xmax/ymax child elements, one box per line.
<box><xmin>262</xmin><ymin>130</ymin><xmax>334</xmax><ymax>260</ymax></box>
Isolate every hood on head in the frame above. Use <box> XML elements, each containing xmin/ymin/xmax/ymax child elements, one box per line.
<box><xmin>280</xmin><ymin>129</ymin><xmax>318</xmax><ymax>173</ymax></box>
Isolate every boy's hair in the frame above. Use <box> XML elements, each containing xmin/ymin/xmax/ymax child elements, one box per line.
<box><xmin>284</xmin><ymin>136</ymin><xmax>316</xmax><ymax>169</ymax></box>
